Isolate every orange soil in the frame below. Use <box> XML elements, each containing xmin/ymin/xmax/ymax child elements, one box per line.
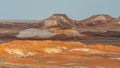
<box><xmin>6</xmin><ymin>58</ymin><xmax>35</xmax><ymax>64</ymax></box>
<box><xmin>89</xmin><ymin>44</ymin><xmax>120</xmax><ymax>53</ymax></box>
<box><xmin>0</xmin><ymin>40</ymin><xmax>119</xmax><ymax>57</ymax></box>
<box><xmin>0</xmin><ymin>40</ymin><xmax>120</xmax><ymax>68</ymax></box>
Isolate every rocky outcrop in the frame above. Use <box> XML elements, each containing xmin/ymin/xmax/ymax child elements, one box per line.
<box><xmin>40</xmin><ymin>14</ymin><xmax>79</xmax><ymax>28</ymax></box>
<box><xmin>16</xmin><ymin>28</ymin><xmax>84</xmax><ymax>40</ymax></box>
<box><xmin>16</xmin><ymin>28</ymin><xmax>56</xmax><ymax>39</ymax></box>
<box><xmin>81</xmin><ymin>14</ymin><xmax>114</xmax><ymax>25</ymax></box>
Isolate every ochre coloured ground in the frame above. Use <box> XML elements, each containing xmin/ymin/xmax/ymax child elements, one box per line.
<box><xmin>0</xmin><ymin>40</ymin><xmax>120</xmax><ymax>68</ymax></box>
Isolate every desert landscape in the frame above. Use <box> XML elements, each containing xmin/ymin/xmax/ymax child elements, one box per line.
<box><xmin>0</xmin><ymin>14</ymin><xmax>120</xmax><ymax>68</ymax></box>
<box><xmin>1</xmin><ymin>14</ymin><xmax>120</xmax><ymax>43</ymax></box>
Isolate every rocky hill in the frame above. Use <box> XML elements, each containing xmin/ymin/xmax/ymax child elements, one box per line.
<box><xmin>39</xmin><ymin>14</ymin><xmax>80</xmax><ymax>28</ymax></box>
<box><xmin>1</xmin><ymin>14</ymin><xmax>120</xmax><ymax>43</ymax></box>
<box><xmin>80</xmin><ymin>14</ymin><xmax>120</xmax><ymax>32</ymax></box>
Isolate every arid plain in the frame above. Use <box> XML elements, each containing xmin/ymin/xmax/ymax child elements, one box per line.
<box><xmin>0</xmin><ymin>14</ymin><xmax>120</xmax><ymax>68</ymax></box>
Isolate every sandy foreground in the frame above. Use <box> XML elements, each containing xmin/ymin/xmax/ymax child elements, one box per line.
<box><xmin>0</xmin><ymin>40</ymin><xmax>120</xmax><ymax>68</ymax></box>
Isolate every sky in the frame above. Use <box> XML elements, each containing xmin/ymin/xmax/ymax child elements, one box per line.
<box><xmin>0</xmin><ymin>0</ymin><xmax>120</xmax><ymax>20</ymax></box>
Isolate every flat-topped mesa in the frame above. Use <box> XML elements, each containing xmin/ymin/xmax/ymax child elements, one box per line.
<box><xmin>41</xmin><ymin>14</ymin><xmax>77</xmax><ymax>28</ymax></box>
<box><xmin>50</xmin><ymin>14</ymin><xmax>70</xmax><ymax>20</ymax></box>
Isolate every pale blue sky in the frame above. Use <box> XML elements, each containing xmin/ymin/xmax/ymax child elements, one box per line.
<box><xmin>0</xmin><ymin>0</ymin><xmax>120</xmax><ymax>20</ymax></box>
